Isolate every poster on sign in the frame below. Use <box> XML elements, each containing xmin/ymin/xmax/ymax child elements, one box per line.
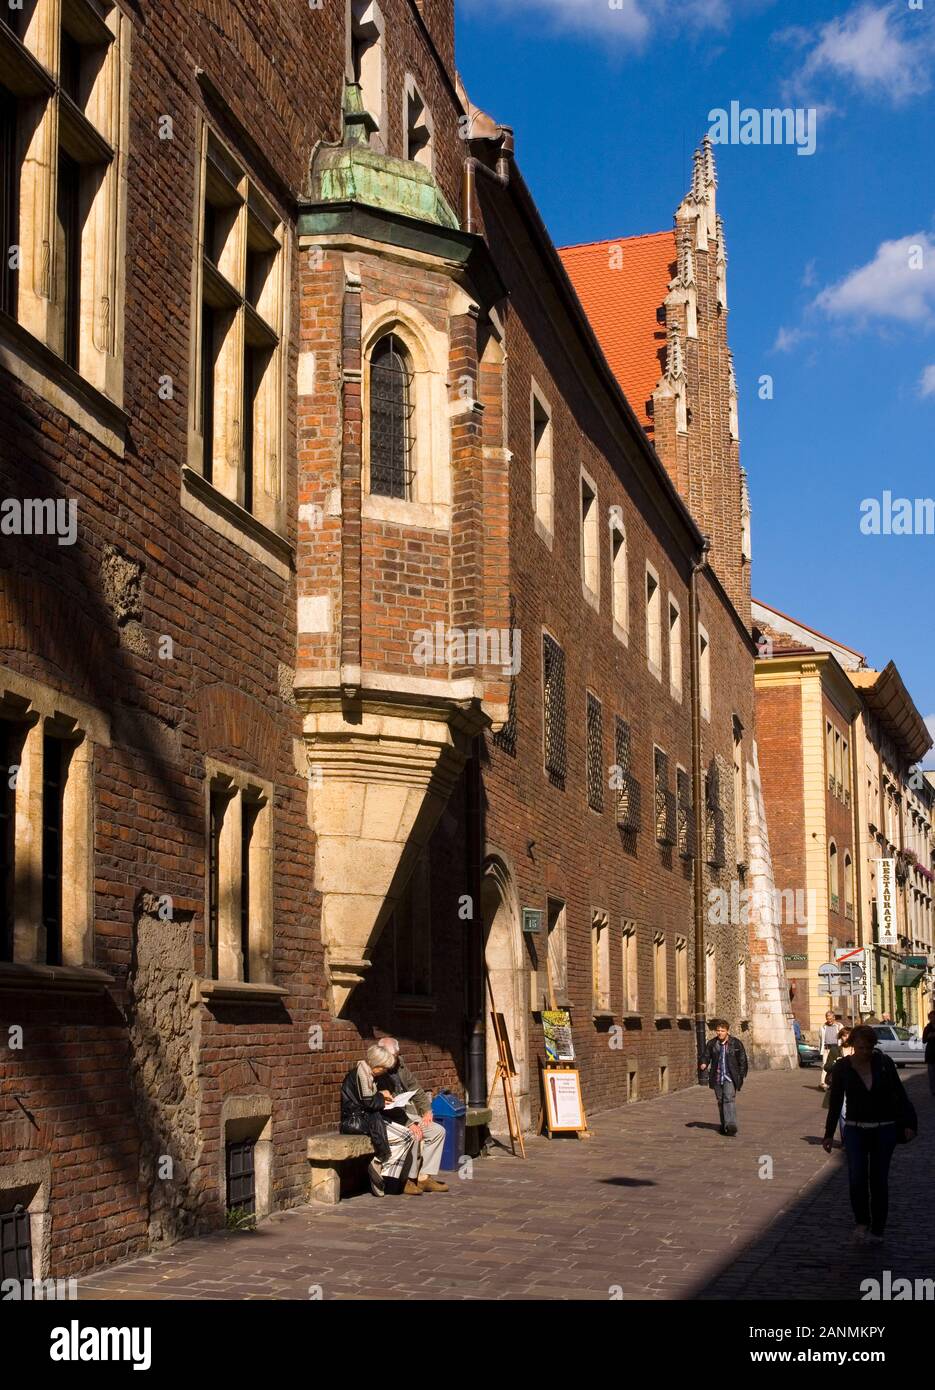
<box><xmin>542</xmin><ymin>1010</ymin><xmax>575</xmax><ymax>1063</ymax></box>
<box><xmin>542</xmin><ymin>1068</ymin><xmax>586</xmax><ymax>1132</ymax></box>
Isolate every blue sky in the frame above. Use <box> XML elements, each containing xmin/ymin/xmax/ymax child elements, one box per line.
<box><xmin>455</xmin><ymin>0</ymin><xmax>935</xmax><ymax>764</ymax></box>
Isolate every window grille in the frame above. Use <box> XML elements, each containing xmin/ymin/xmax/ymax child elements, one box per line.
<box><xmin>370</xmin><ymin>333</ymin><xmax>414</xmax><ymax>499</ymax></box>
<box><xmin>614</xmin><ymin>718</ymin><xmax>640</xmax><ymax>831</ymax></box>
<box><xmin>0</xmin><ymin>1207</ymin><xmax>33</xmax><ymax>1282</ymax></box>
<box><xmin>225</xmin><ymin>1138</ymin><xmax>256</xmax><ymax>1217</ymax></box>
<box><xmin>586</xmin><ymin>692</ymin><xmax>603</xmax><ymax>812</ymax></box>
<box><xmin>543</xmin><ymin>634</ymin><xmax>566</xmax><ymax>788</ymax></box>
<box><xmin>677</xmin><ymin>767</ymin><xmax>695</xmax><ymax>859</ymax></box>
<box><xmin>705</xmin><ymin>764</ymin><xmax>726</xmax><ymax>867</ymax></box>
<box><xmin>654</xmin><ymin>748</ymin><xmax>675</xmax><ymax>845</ymax></box>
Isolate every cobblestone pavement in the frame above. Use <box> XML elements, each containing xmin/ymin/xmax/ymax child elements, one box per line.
<box><xmin>78</xmin><ymin>1068</ymin><xmax>934</xmax><ymax>1301</ymax></box>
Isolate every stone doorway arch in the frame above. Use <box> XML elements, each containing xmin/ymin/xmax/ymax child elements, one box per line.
<box><xmin>481</xmin><ymin>855</ymin><xmax>530</xmax><ymax>1134</ymax></box>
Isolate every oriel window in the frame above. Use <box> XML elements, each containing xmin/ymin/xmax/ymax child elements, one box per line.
<box><xmin>369</xmin><ymin>333</ymin><xmax>414</xmax><ymax>500</ymax></box>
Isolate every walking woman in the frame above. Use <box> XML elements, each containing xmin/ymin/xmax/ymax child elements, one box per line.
<box><xmin>822</xmin><ymin>1025</ymin><xmax>853</xmax><ymax>1144</ymax></box>
<box><xmin>822</xmin><ymin>1024</ymin><xmax>918</xmax><ymax>1245</ymax></box>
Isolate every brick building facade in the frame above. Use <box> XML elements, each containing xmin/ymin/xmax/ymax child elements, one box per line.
<box><xmin>1</xmin><ymin>0</ymin><xmax>790</xmax><ymax>1280</ymax></box>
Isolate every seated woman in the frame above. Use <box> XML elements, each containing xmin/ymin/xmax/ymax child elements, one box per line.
<box><xmin>339</xmin><ymin>1044</ymin><xmax>420</xmax><ymax>1197</ymax></box>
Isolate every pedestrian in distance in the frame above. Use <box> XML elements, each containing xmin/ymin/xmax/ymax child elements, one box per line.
<box><xmin>700</xmin><ymin>1019</ymin><xmax>748</xmax><ymax>1136</ymax></box>
<box><xmin>924</xmin><ymin>1010</ymin><xmax>935</xmax><ymax>1098</ymax></box>
<box><xmin>822</xmin><ymin>1024</ymin><xmax>918</xmax><ymax>1245</ymax></box>
<box><xmin>818</xmin><ymin>1010</ymin><xmax>839</xmax><ymax>1090</ymax></box>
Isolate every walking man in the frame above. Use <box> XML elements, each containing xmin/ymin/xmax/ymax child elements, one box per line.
<box><xmin>818</xmin><ymin>1011</ymin><xmax>839</xmax><ymax>1089</ymax></box>
<box><xmin>700</xmin><ymin>1019</ymin><xmax>748</xmax><ymax>1136</ymax></box>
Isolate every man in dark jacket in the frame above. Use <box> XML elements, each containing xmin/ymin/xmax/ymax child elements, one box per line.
<box><xmin>700</xmin><ymin>1019</ymin><xmax>748</xmax><ymax>1136</ymax></box>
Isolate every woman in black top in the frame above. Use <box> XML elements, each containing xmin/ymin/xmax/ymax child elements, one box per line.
<box><xmin>822</xmin><ymin>1025</ymin><xmax>918</xmax><ymax>1244</ymax></box>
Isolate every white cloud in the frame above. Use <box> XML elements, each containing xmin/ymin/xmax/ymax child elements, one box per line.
<box><xmin>814</xmin><ymin>234</ymin><xmax>935</xmax><ymax>327</ymax></box>
<box><xmin>464</xmin><ymin>0</ymin><xmax>750</xmax><ymax>45</ymax></box>
<box><xmin>773</xmin><ymin>325</ymin><xmax>806</xmax><ymax>353</ymax></box>
<box><xmin>920</xmin><ymin>366</ymin><xmax>935</xmax><ymax>397</ymax></box>
<box><xmin>787</xmin><ymin>3</ymin><xmax>932</xmax><ymax>104</ymax></box>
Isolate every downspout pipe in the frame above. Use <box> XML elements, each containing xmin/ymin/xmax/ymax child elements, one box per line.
<box><xmin>462</xmin><ymin>126</ymin><xmax>515</xmax><ymax>235</ymax></box>
<box><xmin>690</xmin><ymin>542</ymin><xmax>711</xmax><ymax>1073</ymax></box>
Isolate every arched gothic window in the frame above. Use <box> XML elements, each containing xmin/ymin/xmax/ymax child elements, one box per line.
<box><xmin>369</xmin><ymin>333</ymin><xmax>414</xmax><ymax>500</ymax></box>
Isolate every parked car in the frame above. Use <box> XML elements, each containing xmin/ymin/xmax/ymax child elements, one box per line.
<box><xmin>871</xmin><ymin>1024</ymin><xmax>926</xmax><ymax>1067</ymax></box>
<box><xmin>797</xmin><ymin>1041</ymin><xmax>822</xmax><ymax>1068</ymax></box>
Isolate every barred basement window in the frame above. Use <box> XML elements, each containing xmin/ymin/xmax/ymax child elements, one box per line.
<box><xmin>543</xmin><ymin>633</ymin><xmax>567</xmax><ymax>788</ymax></box>
<box><xmin>654</xmin><ymin>747</ymin><xmax>675</xmax><ymax>845</ymax></box>
<box><xmin>225</xmin><ymin>1138</ymin><xmax>256</xmax><ymax>1219</ymax></box>
<box><xmin>370</xmin><ymin>332</ymin><xmax>415</xmax><ymax>500</ymax></box>
<box><xmin>676</xmin><ymin>766</ymin><xmax>694</xmax><ymax>859</ymax></box>
<box><xmin>0</xmin><ymin>1206</ymin><xmax>33</xmax><ymax>1281</ymax></box>
<box><xmin>705</xmin><ymin>765</ymin><xmax>725</xmax><ymax>868</ymax></box>
<box><xmin>614</xmin><ymin>717</ymin><xmax>640</xmax><ymax>831</ymax></box>
<box><xmin>586</xmin><ymin>692</ymin><xmax>603</xmax><ymax>812</ymax></box>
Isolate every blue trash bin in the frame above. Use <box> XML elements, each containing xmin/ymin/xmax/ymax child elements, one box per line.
<box><xmin>431</xmin><ymin>1091</ymin><xmax>466</xmax><ymax>1172</ymax></box>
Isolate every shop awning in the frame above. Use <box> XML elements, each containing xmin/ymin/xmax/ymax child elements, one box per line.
<box><xmin>894</xmin><ymin>967</ymin><xmax>925</xmax><ymax>988</ymax></box>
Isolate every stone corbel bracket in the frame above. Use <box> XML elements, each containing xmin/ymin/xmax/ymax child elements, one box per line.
<box><xmin>300</xmin><ymin>687</ymin><xmax>488</xmax><ymax>1015</ymax></box>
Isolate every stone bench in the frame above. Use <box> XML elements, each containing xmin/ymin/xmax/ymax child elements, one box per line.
<box><xmin>307</xmin><ymin>1134</ymin><xmax>373</xmax><ymax>1205</ymax></box>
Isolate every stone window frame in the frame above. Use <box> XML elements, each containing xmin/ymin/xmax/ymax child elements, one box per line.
<box><xmin>579</xmin><ymin>466</ymin><xmax>599</xmax><ymax>610</ymax></box>
<box><xmin>609</xmin><ymin>509</ymin><xmax>628</xmax><ymax>645</ymax></box>
<box><xmin>0</xmin><ymin>0</ymin><xmax>131</xmax><ymax>454</ymax></box>
<box><xmin>184</xmin><ymin>113</ymin><xmax>291</xmax><ymax>564</ymax></box>
<box><xmin>0</xmin><ymin>666</ymin><xmax>108</xmax><ymax>972</ymax></box>
<box><xmin>220</xmin><ymin>1096</ymin><xmax>272</xmax><ymax>1223</ymax></box>
<box><xmin>621</xmin><ymin>918</ymin><xmax>639</xmax><ymax>1015</ymax></box>
<box><xmin>591</xmin><ymin>907</ymin><xmax>611</xmax><ymax>1018</ymax></box>
<box><xmin>675</xmin><ymin>934</ymin><xmax>689</xmax><ymax>1017</ymax></box>
<box><xmin>667</xmin><ymin>592</ymin><xmax>682</xmax><ymax>702</ymax></box>
<box><xmin>347</xmin><ymin>0</ymin><xmax>386</xmax><ymax>152</ymax></box>
<box><xmin>828</xmin><ymin>838</ymin><xmax>838</xmax><ymax>914</ymax></box>
<box><xmin>546</xmin><ymin>895</ymin><xmax>568</xmax><ymax>1006</ymax></box>
<box><xmin>529</xmin><ymin>379</ymin><xmax>553</xmax><ymax>548</ymax></box>
<box><xmin>204</xmin><ymin>758</ymin><xmax>274</xmax><ymax>986</ymax></box>
<box><xmin>361</xmin><ymin>300</ymin><xmax>451</xmax><ymax>531</ymax></box>
<box><xmin>645</xmin><ymin>561</ymin><xmax>662</xmax><ymax>682</ymax></box>
<box><xmin>653</xmin><ymin>929</ymin><xmax>668</xmax><ymax>1018</ymax></box>
<box><xmin>738</xmin><ymin>955</ymin><xmax>747</xmax><ymax>1020</ymax></box>
<box><xmin>0</xmin><ymin>1157</ymin><xmax>52</xmax><ymax>1281</ymax></box>
<box><xmin>698</xmin><ymin>622</ymin><xmax>711</xmax><ymax>722</ymax></box>
<box><xmin>402</xmin><ymin>72</ymin><xmax>433</xmax><ymax>170</ymax></box>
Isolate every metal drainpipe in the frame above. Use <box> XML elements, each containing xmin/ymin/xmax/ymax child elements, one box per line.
<box><xmin>690</xmin><ymin>544</ymin><xmax>711</xmax><ymax>1072</ymax></box>
<box><xmin>461</xmin><ymin>127</ymin><xmax>515</xmax><ymax>234</ymax></box>
<box><xmin>464</xmin><ymin>738</ymin><xmax>486</xmax><ymax>1107</ymax></box>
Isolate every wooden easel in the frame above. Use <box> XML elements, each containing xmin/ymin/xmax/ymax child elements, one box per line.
<box><xmin>485</xmin><ymin>972</ymin><xmax>526</xmax><ymax>1158</ymax></box>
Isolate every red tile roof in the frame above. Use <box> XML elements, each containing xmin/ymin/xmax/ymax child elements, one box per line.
<box><xmin>558</xmin><ymin>231</ymin><xmax>676</xmax><ymax>437</ymax></box>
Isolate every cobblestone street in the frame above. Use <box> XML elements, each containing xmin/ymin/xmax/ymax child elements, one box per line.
<box><xmin>78</xmin><ymin>1068</ymin><xmax>934</xmax><ymax>1302</ymax></box>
